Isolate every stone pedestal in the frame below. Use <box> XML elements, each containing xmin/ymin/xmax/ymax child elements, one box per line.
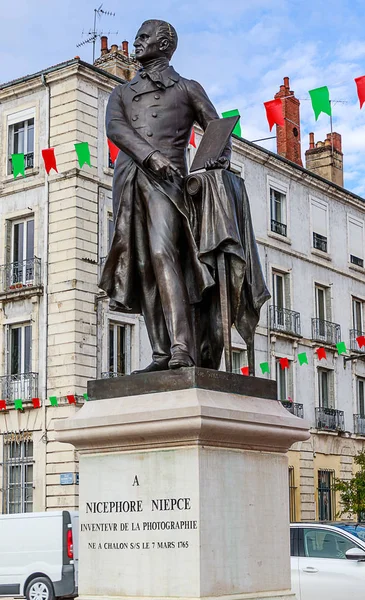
<box><xmin>55</xmin><ymin>368</ymin><xmax>309</xmax><ymax>600</ymax></box>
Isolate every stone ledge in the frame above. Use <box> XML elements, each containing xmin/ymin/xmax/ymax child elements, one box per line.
<box><xmin>88</xmin><ymin>367</ymin><xmax>277</xmax><ymax>401</ymax></box>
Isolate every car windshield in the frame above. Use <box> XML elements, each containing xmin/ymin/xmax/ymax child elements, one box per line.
<box><xmin>334</xmin><ymin>524</ymin><xmax>365</xmax><ymax>543</ymax></box>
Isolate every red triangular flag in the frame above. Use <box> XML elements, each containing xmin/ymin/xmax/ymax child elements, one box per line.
<box><xmin>107</xmin><ymin>139</ymin><xmax>119</xmax><ymax>163</ymax></box>
<box><xmin>264</xmin><ymin>99</ymin><xmax>285</xmax><ymax>131</ymax></box>
<box><xmin>355</xmin><ymin>76</ymin><xmax>365</xmax><ymax>109</ymax></box>
<box><xmin>356</xmin><ymin>335</ymin><xmax>365</xmax><ymax>349</ymax></box>
<box><xmin>67</xmin><ymin>394</ymin><xmax>76</xmax><ymax>404</ymax></box>
<box><xmin>32</xmin><ymin>397</ymin><xmax>41</xmax><ymax>409</ymax></box>
<box><xmin>41</xmin><ymin>148</ymin><xmax>58</xmax><ymax>174</ymax></box>
<box><xmin>316</xmin><ymin>347</ymin><xmax>327</xmax><ymax>360</ymax></box>
<box><xmin>279</xmin><ymin>357</ymin><xmax>289</xmax><ymax>370</ymax></box>
<box><xmin>0</xmin><ymin>400</ymin><xmax>6</xmax><ymax>410</ymax></box>
<box><xmin>240</xmin><ymin>366</ymin><xmax>249</xmax><ymax>376</ymax></box>
<box><xmin>189</xmin><ymin>129</ymin><xmax>196</xmax><ymax>148</ymax></box>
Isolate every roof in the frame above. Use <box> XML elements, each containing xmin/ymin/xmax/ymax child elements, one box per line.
<box><xmin>0</xmin><ymin>58</ymin><xmax>125</xmax><ymax>90</ymax></box>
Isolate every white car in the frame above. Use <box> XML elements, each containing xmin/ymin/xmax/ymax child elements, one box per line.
<box><xmin>290</xmin><ymin>522</ymin><xmax>365</xmax><ymax>600</ymax></box>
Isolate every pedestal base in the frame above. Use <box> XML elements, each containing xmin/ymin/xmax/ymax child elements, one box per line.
<box><xmin>55</xmin><ymin>370</ymin><xmax>308</xmax><ymax>600</ymax></box>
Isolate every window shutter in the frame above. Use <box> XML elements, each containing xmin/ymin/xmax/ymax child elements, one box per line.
<box><xmin>349</xmin><ymin>218</ymin><xmax>364</xmax><ymax>259</ymax></box>
<box><xmin>312</xmin><ymin>200</ymin><xmax>328</xmax><ymax>237</ymax></box>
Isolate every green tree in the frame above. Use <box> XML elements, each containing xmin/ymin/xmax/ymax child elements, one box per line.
<box><xmin>334</xmin><ymin>450</ymin><xmax>365</xmax><ymax>522</ymax></box>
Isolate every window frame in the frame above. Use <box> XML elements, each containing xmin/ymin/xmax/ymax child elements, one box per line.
<box><xmin>317</xmin><ymin>469</ymin><xmax>336</xmax><ymax>521</ymax></box>
<box><xmin>310</xmin><ymin>196</ymin><xmax>329</xmax><ymax>254</ymax></box>
<box><xmin>2</xmin><ymin>433</ymin><xmax>34</xmax><ymax>514</ymax></box>
<box><xmin>317</xmin><ymin>368</ymin><xmax>334</xmax><ymax>409</ymax></box>
<box><xmin>352</xmin><ymin>297</ymin><xmax>364</xmax><ymax>333</ymax></box>
<box><xmin>348</xmin><ymin>215</ymin><xmax>364</xmax><ymax>268</ymax></box>
<box><xmin>107</xmin><ymin>321</ymin><xmax>132</xmax><ymax>377</ymax></box>
<box><xmin>357</xmin><ymin>378</ymin><xmax>365</xmax><ymax>418</ymax></box>
<box><xmin>9</xmin><ymin>323</ymin><xmax>32</xmax><ymax>376</ymax></box>
<box><xmin>7</xmin><ymin>114</ymin><xmax>35</xmax><ymax>176</ymax></box>
<box><xmin>231</xmin><ymin>348</ymin><xmax>247</xmax><ymax>374</ymax></box>
<box><xmin>267</xmin><ymin>176</ymin><xmax>290</xmax><ymax>241</ymax></box>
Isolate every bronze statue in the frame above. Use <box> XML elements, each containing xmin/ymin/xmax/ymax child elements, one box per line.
<box><xmin>99</xmin><ymin>19</ymin><xmax>270</xmax><ymax>374</ymax></box>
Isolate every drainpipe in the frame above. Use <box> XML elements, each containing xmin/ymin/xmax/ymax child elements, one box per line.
<box><xmin>41</xmin><ymin>73</ymin><xmax>50</xmax><ymax>511</ymax></box>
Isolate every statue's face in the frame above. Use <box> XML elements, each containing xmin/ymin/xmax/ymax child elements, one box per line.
<box><xmin>133</xmin><ymin>22</ymin><xmax>166</xmax><ymax>63</ymax></box>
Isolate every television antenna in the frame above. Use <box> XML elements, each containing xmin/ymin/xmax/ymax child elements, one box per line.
<box><xmin>77</xmin><ymin>4</ymin><xmax>118</xmax><ymax>64</ymax></box>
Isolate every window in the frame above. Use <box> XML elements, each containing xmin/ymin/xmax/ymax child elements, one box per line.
<box><xmin>353</xmin><ymin>298</ymin><xmax>364</xmax><ymax>333</ymax></box>
<box><xmin>315</xmin><ymin>285</ymin><xmax>330</xmax><ymax>322</ymax></box>
<box><xmin>348</xmin><ymin>217</ymin><xmax>364</xmax><ymax>268</ymax></box>
<box><xmin>358</xmin><ymin>378</ymin><xmax>365</xmax><ymax>418</ymax></box>
<box><xmin>9</xmin><ymin>218</ymin><xmax>35</xmax><ymax>286</ymax></box>
<box><xmin>8</xmin><ymin>118</ymin><xmax>35</xmax><ymax>174</ymax></box>
<box><xmin>276</xmin><ymin>359</ymin><xmax>292</xmax><ymax>401</ymax></box>
<box><xmin>231</xmin><ymin>349</ymin><xmax>247</xmax><ymax>374</ymax></box>
<box><xmin>271</xmin><ymin>271</ymin><xmax>294</xmax><ymax>331</ymax></box>
<box><xmin>311</xmin><ymin>198</ymin><xmax>328</xmax><ymax>253</ymax></box>
<box><xmin>318</xmin><ymin>470</ymin><xmax>335</xmax><ymax>521</ymax></box>
<box><xmin>10</xmin><ymin>324</ymin><xmax>32</xmax><ymax>375</ymax></box>
<box><xmin>106</xmin><ymin>322</ymin><xmax>132</xmax><ymax>376</ymax></box>
<box><xmin>3</xmin><ymin>433</ymin><xmax>33</xmax><ymax>514</ymax></box>
<box><xmin>303</xmin><ymin>527</ymin><xmax>357</xmax><ymax>558</ymax></box>
<box><xmin>289</xmin><ymin>466</ymin><xmax>296</xmax><ymax>522</ymax></box>
<box><xmin>318</xmin><ymin>368</ymin><xmax>334</xmax><ymax>409</ymax></box>
<box><xmin>270</xmin><ymin>188</ymin><xmax>287</xmax><ymax>236</ymax></box>
<box><xmin>272</xmin><ymin>271</ymin><xmax>286</xmax><ymax>311</ymax></box>
<box><xmin>108</xmin><ymin>214</ymin><xmax>114</xmax><ymax>251</ymax></box>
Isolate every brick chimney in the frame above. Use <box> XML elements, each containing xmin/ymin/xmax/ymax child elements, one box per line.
<box><xmin>305</xmin><ymin>132</ymin><xmax>344</xmax><ymax>187</ymax></box>
<box><xmin>274</xmin><ymin>77</ymin><xmax>303</xmax><ymax>166</ymax></box>
<box><xmin>93</xmin><ymin>37</ymin><xmax>138</xmax><ymax>81</ymax></box>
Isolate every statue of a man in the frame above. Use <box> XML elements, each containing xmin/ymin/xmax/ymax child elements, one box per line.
<box><xmin>100</xmin><ymin>19</ymin><xmax>231</xmax><ymax>373</ymax></box>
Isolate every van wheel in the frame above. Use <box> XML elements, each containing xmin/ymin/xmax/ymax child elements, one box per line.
<box><xmin>25</xmin><ymin>577</ymin><xmax>55</xmax><ymax>600</ymax></box>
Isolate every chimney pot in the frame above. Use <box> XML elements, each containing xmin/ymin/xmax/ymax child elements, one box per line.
<box><xmin>283</xmin><ymin>76</ymin><xmax>290</xmax><ymax>89</ymax></box>
<box><xmin>122</xmin><ymin>40</ymin><xmax>129</xmax><ymax>56</ymax></box>
<box><xmin>101</xmin><ymin>35</ymin><xmax>108</xmax><ymax>55</ymax></box>
<box><xmin>309</xmin><ymin>132</ymin><xmax>315</xmax><ymax>149</ymax></box>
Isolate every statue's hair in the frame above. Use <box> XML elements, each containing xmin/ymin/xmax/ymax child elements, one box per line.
<box><xmin>142</xmin><ymin>19</ymin><xmax>178</xmax><ymax>59</ymax></box>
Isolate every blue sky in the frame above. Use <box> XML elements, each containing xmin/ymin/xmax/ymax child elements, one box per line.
<box><xmin>2</xmin><ymin>0</ymin><xmax>365</xmax><ymax>195</ymax></box>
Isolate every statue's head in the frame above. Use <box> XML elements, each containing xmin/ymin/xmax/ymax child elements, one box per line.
<box><xmin>133</xmin><ymin>20</ymin><xmax>178</xmax><ymax>63</ymax></box>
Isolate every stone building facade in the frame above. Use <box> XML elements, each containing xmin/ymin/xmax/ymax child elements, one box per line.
<box><xmin>0</xmin><ymin>51</ymin><xmax>364</xmax><ymax>521</ymax></box>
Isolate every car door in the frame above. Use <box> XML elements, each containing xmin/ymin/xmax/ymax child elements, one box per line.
<box><xmin>290</xmin><ymin>527</ymin><xmax>300</xmax><ymax>599</ymax></box>
<box><xmin>297</xmin><ymin>527</ymin><xmax>365</xmax><ymax>600</ymax></box>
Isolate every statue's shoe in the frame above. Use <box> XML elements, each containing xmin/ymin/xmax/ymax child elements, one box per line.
<box><xmin>131</xmin><ymin>359</ymin><xmax>170</xmax><ymax>374</ymax></box>
<box><xmin>168</xmin><ymin>352</ymin><xmax>195</xmax><ymax>369</ymax></box>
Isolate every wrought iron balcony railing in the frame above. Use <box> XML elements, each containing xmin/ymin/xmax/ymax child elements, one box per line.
<box><xmin>311</xmin><ymin>318</ymin><xmax>341</xmax><ymax>345</ymax></box>
<box><xmin>354</xmin><ymin>415</ymin><xmax>365</xmax><ymax>435</ymax></box>
<box><xmin>313</xmin><ymin>232</ymin><xmax>328</xmax><ymax>253</ymax></box>
<box><xmin>350</xmin><ymin>254</ymin><xmax>364</xmax><ymax>268</ymax></box>
<box><xmin>282</xmin><ymin>401</ymin><xmax>304</xmax><ymax>418</ymax></box>
<box><xmin>270</xmin><ymin>306</ymin><xmax>301</xmax><ymax>336</ymax></box>
<box><xmin>350</xmin><ymin>329</ymin><xmax>365</xmax><ymax>353</ymax></box>
<box><xmin>8</xmin><ymin>152</ymin><xmax>34</xmax><ymax>174</ymax></box>
<box><xmin>1</xmin><ymin>258</ymin><xmax>42</xmax><ymax>293</ymax></box>
<box><xmin>315</xmin><ymin>407</ymin><xmax>345</xmax><ymax>432</ymax></box>
<box><xmin>0</xmin><ymin>373</ymin><xmax>38</xmax><ymax>403</ymax></box>
<box><xmin>101</xmin><ymin>371</ymin><xmax>124</xmax><ymax>378</ymax></box>
<box><xmin>271</xmin><ymin>219</ymin><xmax>287</xmax><ymax>237</ymax></box>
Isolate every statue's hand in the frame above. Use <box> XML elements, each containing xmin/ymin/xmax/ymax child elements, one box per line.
<box><xmin>146</xmin><ymin>151</ymin><xmax>183</xmax><ymax>181</ymax></box>
<box><xmin>204</xmin><ymin>156</ymin><xmax>230</xmax><ymax>171</ymax></box>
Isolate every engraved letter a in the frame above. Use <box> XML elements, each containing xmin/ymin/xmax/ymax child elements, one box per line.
<box><xmin>133</xmin><ymin>475</ymin><xmax>140</xmax><ymax>486</ymax></box>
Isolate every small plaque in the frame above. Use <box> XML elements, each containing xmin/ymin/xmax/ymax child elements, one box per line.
<box><xmin>189</xmin><ymin>116</ymin><xmax>240</xmax><ymax>173</ymax></box>
<box><xmin>60</xmin><ymin>472</ymin><xmax>74</xmax><ymax>485</ymax></box>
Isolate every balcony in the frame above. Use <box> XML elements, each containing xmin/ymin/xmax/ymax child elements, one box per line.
<box><xmin>311</xmin><ymin>318</ymin><xmax>341</xmax><ymax>345</ymax></box>
<box><xmin>313</xmin><ymin>232</ymin><xmax>328</xmax><ymax>253</ymax></box>
<box><xmin>270</xmin><ymin>306</ymin><xmax>301</xmax><ymax>336</ymax></box>
<box><xmin>0</xmin><ymin>373</ymin><xmax>38</xmax><ymax>403</ymax></box>
<box><xmin>315</xmin><ymin>407</ymin><xmax>345</xmax><ymax>432</ymax></box>
<box><xmin>271</xmin><ymin>219</ymin><xmax>287</xmax><ymax>237</ymax></box>
<box><xmin>282</xmin><ymin>401</ymin><xmax>304</xmax><ymax>418</ymax></box>
<box><xmin>350</xmin><ymin>329</ymin><xmax>365</xmax><ymax>353</ymax></box>
<box><xmin>1</xmin><ymin>258</ymin><xmax>42</xmax><ymax>293</ymax></box>
<box><xmin>354</xmin><ymin>415</ymin><xmax>365</xmax><ymax>435</ymax></box>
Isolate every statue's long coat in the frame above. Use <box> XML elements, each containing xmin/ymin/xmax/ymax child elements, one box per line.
<box><xmin>99</xmin><ymin>65</ymin><xmax>230</xmax><ymax>311</ymax></box>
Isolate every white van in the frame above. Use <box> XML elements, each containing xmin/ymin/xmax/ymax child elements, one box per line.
<box><xmin>0</xmin><ymin>510</ymin><xmax>78</xmax><ymax>600</ymax></box>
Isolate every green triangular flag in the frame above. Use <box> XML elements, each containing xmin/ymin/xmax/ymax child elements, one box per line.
<box><xmin>12</xmin><ymin>154</ymin><xmax>25</xmax><ymax>178</ymax></box>
<box><xmin>74</xmin><ymin>142</ymin><xmax>91</xmax><ymax>168</ymax></box>
<box><xmin>298</xmin><ymin>352</ymin><xmax>308</xmax><ymax>366</ymax></box>
<box><xmin>260</xmin><ymin>362</ymin><xmax>270</xmax><ymax>374</ymax></box>
<box><xmin>83</xmin><ymin>393</ymin><xmax>89</xmax><ymax>401</ymax></box>
<box><xmin>336</xmin><ymin>341</ymin><xmax>347</xmax><ymax>355</ymax></box>
<box><xmin>49</xmin><ymin>396</ymin><xmax>58</xmax><ymax>406</ymax></box>
<box><xmin>14</xmin><ymin>398</ymin><xmax>23</xmax><ymax>410</ymax></box>
<box><xmin>309</xmin><ymin>86</ymin><xmax>332</xmax><ymax>120</ymax></box>
<box><xmin>222</xmin><ymin>109</ymin><xmax>241</xmax><ymax>137</ymax></box>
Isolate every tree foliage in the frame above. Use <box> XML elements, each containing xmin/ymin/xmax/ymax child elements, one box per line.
<box><xmin>334</xmin><ymin>450</ymin><xmax>365</xmax><ymax>522</ymax></box>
